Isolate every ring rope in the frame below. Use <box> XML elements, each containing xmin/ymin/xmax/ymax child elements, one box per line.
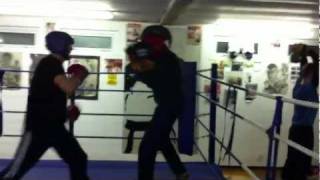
<box><xmin>0</xmin><ymin>86</ymin><xmax>153</xmax><ymax>93</ymax></box>
<box><xmin>195</xmin><ymin>113</ymin><xmax>210</xmax><ymax>118</ymax></box>
<box><xmin>196</xmin><ymin>118</ymin><xmax>261</xmax><ymax>180</ymax></box>
<box><xmin>0</xmin><ymin>68</ymin><xmax>129</xmax><ymax>75</ymax></box>
<box><xmin>197</xmin><ymin>93</ymin><xmax>319</xmax><ymax>160</ymax></box>
<box><xmin>197</xmin><ymin>73</ymin><xmax>319</xmax><ymax>108</ymax></box>
<box><xmin>1</xmin><ymin>134</ymin><xmax>178</xmax><ymax>140</ymax></box>
<box><xmin>0</xmin><ymin>110</ymin><xmax>153</xmax><ymax>117</ymax></box>
<box><xmin>280</xmin><ymin>96</ymin><xmax>318</xmax><ymax>109</ymax></box>
<box><xmin>193</xmin><ymin>139</ymin><xmax>225</xmax><ymax>179</ymax></box>
<box><xmin>196</xmin><ymin>68</ymin><xmax>211</xmax><ymax>73</ymax></box>
<box><xmin>2</xmin><ymin>69</ymin><xmax>317</xmax><ymax>108</ymax></box>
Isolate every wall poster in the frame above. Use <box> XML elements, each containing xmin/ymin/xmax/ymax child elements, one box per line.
<box><xmin>127</xmin><ymin>23</ymin><xmax>142</xmax><ymax>43</ymax></box>
<box><xmin>0</xmin><ymin>52</ymin><xmax>23</xmax><ymax>88</ymax></box>
<box><xmin>105</xmin><ymin>59</ymin><xmax>122</xmax><ymax>85</ymax></box>
<box><xmin>187</xmin><ymin>25</ymin><xmax>201</xmax><ymax>45</ymax></box>
<box><xmin>263</xmin><ymin>63</ymin><xmax>288</xmax><ymax>94</ymax></box>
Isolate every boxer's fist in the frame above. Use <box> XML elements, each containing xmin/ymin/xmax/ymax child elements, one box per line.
<box><xmin>67</xmin><ymin>104</ymin><xmax>80</xmax><ymax>122</ymax></box>
<box><xmin>67</xmin><ymin>64</ymin><xmax>89</xmax><ymax>82</ymax></box>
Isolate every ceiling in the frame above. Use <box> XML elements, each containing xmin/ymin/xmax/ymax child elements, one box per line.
<box><xmin>0</xmin><ymin>0</ymin><xmax>318</xmax><ymax>25</ymax></box>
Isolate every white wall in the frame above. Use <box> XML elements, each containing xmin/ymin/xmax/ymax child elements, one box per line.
<box><xmin>198</xmin><ymin>19</ymin><xmax>319</xmax><ymax>167</ymax></box>
<box><xmin>0</xmin><ymin>15</ymin><xmax>318</xmax><ymax>168</ymax></box>
<box><xmin>0</xmin><ymin>16</ymin><xmax>203</xmax><ymax>162</ymax></box>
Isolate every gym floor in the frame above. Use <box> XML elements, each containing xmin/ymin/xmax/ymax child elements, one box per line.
<box><xmin>0</xmin><ymin>160</ymin><xmax>223</xmax><ymax>180</ymax></box>
<box><xmin>222</xmin><ymin>167</ymin><xmax>280</xmax><ymax>180</ymax></box>
<box><xmin>1</xmin><ymin>160</ymin><xmax>318</xmax><ymax>179</ymax></box>
<box><xmin>223</xmin><ymin>167</ymin><xmax>319</xmax><ymax>180</ymax></box>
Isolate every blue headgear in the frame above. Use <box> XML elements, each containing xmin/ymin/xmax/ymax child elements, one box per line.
<box><xmin>45</xmin><ymin>31</ymin><xmax>74</xmax><ymax>58</ymax></box>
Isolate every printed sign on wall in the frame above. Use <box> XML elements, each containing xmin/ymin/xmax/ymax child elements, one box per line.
<box><xmin>105</xmin><ymin>59</ymin><xmax>122</xmax><ymax>85</ymax></box>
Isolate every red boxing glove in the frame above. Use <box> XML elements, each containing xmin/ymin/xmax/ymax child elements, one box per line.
<box><xmin>67</xmin><ymin>64</ymin><xmax>89</xmax><ymax>82</ymax></box>
<box><xmin>67</xmin><ymin>104</ymin><xmax>80</xmax><ymax>122</ymax></box>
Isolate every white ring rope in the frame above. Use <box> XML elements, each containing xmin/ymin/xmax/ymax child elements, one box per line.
<box><xmin>198</xmin><ymin>73</ymin><xmax>319</xmax><ymax>109</ymax></box>
<box><xmin>1</xmin><ymin>69</ymin><xmax>318</xmax><ymax>108</ymax></box>
<box><xmin>193</xmin><ymin>141</ymin><xmax>226</xmax><ymax>179</ymax></box>
<box><xmin>253</xmin><ymin>91</ymin><xmax>318</xmax><ymax>109</ymax></box>
<box><xmin>0</xmin><ymin>68</ymin><xmax>127</xmax><ymax>75</ymax></box>
<box><xmin>197</xmin><ymin>118</ymin><xmax>261</xmax><ymax>180</ymax></box>
<box><xmin>280</xmin><ymin>96</ymin><xmax>318</xmax><ymax>109</ymax></box>
<box><xmin>197</xmin><ymin>93</ymin><xmax>320</xmax><ymax>161</ymax></box>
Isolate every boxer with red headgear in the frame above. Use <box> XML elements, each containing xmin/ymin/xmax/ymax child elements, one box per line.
<box><xmin>126</xmin><ymin>39</ymin><xmax>189</xmax><ymax>180</ymax></box>
<box><xmin>141</xmin><ymin>25</ymin><xmax>172</xmax><ymax>58</ymax></box>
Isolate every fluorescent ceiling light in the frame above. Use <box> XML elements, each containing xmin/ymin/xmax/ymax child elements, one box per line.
<box><xmin>210</xmin><ymin>19</ymin><xmax>317</xmax><ymax>39</ymax></box>
<box><xmin>237</xmin><ymin>0</ymin><xmax>318</xmax><ymax>5</ymax></box>
<box><xmin>0</xmin><ymin>7</ymin><xmax>114</xmax><ymax>20</ymax></box>
<box><xmin>0</xmin><ymin>0</ymin><xmax>114</xmax><ymax>20</ymax></box>
<box><xmin>0</xmin><ymin>0</ymin><xmax>113</xmax><ymax>10</ymax></box>
<box><xmin>217</xmin><ymin>6</ymin><xmax>315</xmax><ymax>14</ymax></box>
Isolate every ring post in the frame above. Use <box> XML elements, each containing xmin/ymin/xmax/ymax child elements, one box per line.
<box><xmin>209</xmin><ymin>64</ymin><xmax>218</xmax><ymax>164</ymax></box>
<box><xmin>266</xmin><ymin>96</ymin><xmax>283</xmax><ymax>180</ymax></box>
<box><xmin>179</xmin><ymin>62</ymin><xmax>197</xmax><ymax>155</ymax></box>
<box><xmin>0</xmin><ymin>70</ymin><xmax>4</xmax><ymax>136</ymax></box>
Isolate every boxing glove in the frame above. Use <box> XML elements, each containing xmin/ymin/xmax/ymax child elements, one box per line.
<box><xmin>67</xmin><ymin>104</ymin><xmax>80</xmax><ymax>122</ymax></box>
<box><xmin>67</xmin><ymin>64</ymin><xmax>89</xmax><ymax>82</ymax></box>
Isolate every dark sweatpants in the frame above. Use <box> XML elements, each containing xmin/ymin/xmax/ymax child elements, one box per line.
<box><xmin>0</xmin><ymin>127</ymin><xmax>89</xmax><ymax>180</ymax></box>
<box><xmin>282</xmin><ymin>125</ymin><xmax>314</xmax><ymax>180</ymax></box>
<box><xmin>138</xmin><ymin>106</ymin><xmax>186</xmax><ymax>180</ymax></box>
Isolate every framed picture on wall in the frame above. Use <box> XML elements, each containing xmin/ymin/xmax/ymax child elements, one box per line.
<box><xmin>29</xmin><ymin>54</ymin><xmax>47</xmax><ymax>83</ymax></box>
<box><xmin>127</xmin><ymin>23</ymin><xmax>142</xmax><ymax>43</ymax></box>
<box><xmin>263</xmin><ymin>63</ymin><xmax>288</xmax><ymax>95</ymax></box>
<box><xmin>69</xmin><ymin>55</ymin><xmax>100</xmax><ymax>100</ymax></box>
<box><xmin>216</xmin><ymin>42</ymin><xmax>229</xmax><ymax>53</ymax></box>
<box><xmin>0</xmin><ymin>52</ymin><xmax>23</xmax><ymax>88</ymax></box>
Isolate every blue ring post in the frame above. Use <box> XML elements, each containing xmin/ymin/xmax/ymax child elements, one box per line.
<box><xmin>266</xmin><ymin>96</ymin><xmax>283</xmax><ymax>180</ymax></box>
<box><xmin>209</xmin><ymin>64</ymin><xmax>218</xmax><ymax>164</ymax></box>
<box><xmin>178</xmin><ymin>62</ymin><xmax>197</xmax><ymax>155</ymax></box>
<box><xmin>0</xmin><ymin>70</ymin><xmax>4</xmax><ymax>136</ymax></box>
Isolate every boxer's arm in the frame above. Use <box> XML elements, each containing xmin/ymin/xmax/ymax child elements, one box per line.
<box><xmin>54</xmin><ymin>74</ymin><xmax>81</xmax><ymax>96</ymax></box>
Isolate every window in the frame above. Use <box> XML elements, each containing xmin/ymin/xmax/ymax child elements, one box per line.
<box><xmin>0</xmin><ymin>32</ymin><xmax>35</xmax><ymax>45</ymax></box>
<box><xmin>72</xmin><ymin>35</ymin><xmax>112</xmax><ymax>49</ymax></box>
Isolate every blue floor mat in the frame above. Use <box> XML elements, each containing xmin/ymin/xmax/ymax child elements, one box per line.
<box><xmin>0</xmin><ymin>160</ymin><xmax>224</xmax><ymax>180</ymax></box>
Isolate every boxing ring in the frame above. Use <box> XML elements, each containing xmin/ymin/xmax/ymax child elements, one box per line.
<box><xmin>0</xmin><ymin>63</ymin><xmax>318</xmax><ymax>180</ymax></box>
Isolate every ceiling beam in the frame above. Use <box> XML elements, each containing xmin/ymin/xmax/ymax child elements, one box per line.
<box><xmin>190</xmin><ymin>0</ymin><xmax>317</xmax><ymax>10</ymax></box>
<box><xmin>236</xmin><ymin>0</ymin><xmax>318</xmax><ymax>5</ymax></box>
<box><xmin>160</xmin><ymin>0</ymin><xmax>193</xmax><ymax>25</ymax></box>
<box><xmin>173</xmin><ymin>12</ymin><xmax>318</xmax><ymax>25</ymax></box>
